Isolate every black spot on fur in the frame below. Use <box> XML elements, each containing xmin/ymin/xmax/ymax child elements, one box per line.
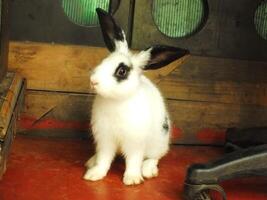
<box><xmin>114</xmin><ymin>63</ymin><xmax>132</xmax><ymax>82</ymax></box>
<box><xmin>163</xmin><ymin>117</ymin><xmax>169</xmax><ymax>134</ymax></box>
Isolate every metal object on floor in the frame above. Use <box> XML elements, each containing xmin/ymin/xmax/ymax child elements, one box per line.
<box><xmin>184</xmin><ymin>183</ymin><xmax>226</xmax><ymax>200</ymax></box>
<box><xmin>183</xmin><ymin>127</ymin><xmax>267</xmax><ymax>200</ymax></box>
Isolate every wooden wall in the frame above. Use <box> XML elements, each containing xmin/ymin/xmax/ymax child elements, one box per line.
<box><xmin>8</xmin><ymin>41</ymin><xmax>267</xmax><ymax>145</ymax></box>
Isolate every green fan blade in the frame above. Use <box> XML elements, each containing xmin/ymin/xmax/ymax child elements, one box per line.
<box><xmin>152</xmin><ymin>0</ymin><xmax>207</xmax><ymax>38</ymax></box>
<box><xmin>62</xmin><ymin>0</ymin><xmax>109</xmax><ymax>27</ymax></box>
<box><xmin>255</xmin><ymin>1</ymin><xmax>267</xmax><ymax>40</ymax></box>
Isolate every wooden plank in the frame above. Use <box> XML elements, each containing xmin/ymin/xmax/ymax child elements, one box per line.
<box><xmin>9</xmin><ymin>41</ymin><xmax>108</xmax><ymax>93</ymax></box>
<box><xmin>169</xmin><ymin>55</ymin><xmax>267</xmax><ymax>82</ymax></box>
<box><xmin>0</xmin><ymin>73</ymin><xmax>26</xmax><ymax>178</ymax></box>
<box><xmin>158</xmin><ymin>55</ymin><xmax>267</xmax><ymax>106</ymax></box>
<box><xmin>19</xmin><ymin>90</ymin><xmax>267</xmax><ymax>145</ymax></box>
<box><xmin>23</xmin><ymin>91</ymin><xmax>91</xmax><ymax>122</ymax></box>
<box><xmin>8</xmin><ymin>41</ymin><xmax>188</xmax><ymax>92</ymax></box>
<box><xmin>8</xmin><ymin>41</ymin><xmax>267</xmax><ymax>107</ymax></box>
<box><xmin>9</xmin><ymin>41</ymin><xmax>267</xmax><ymax>144</ymax></box>
<box><xmin>159</xmin><ymin>80</ymin><xmax>267</xmax><ymax>106</ymax></box>
<box><xmin>168</xmin><ymin>100</ymin><xmax>267</xmax><ymax>144</ymax></box>
<box><xmin>0</xmin><ymin>72</ymin><xmax>24</xmax><ymax>138</ymax></box>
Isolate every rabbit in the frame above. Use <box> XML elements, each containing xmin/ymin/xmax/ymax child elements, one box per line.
<box><xmin>83</xmin><ymin>8</ymin><xmax>189</xmax><ymax>185</ymax></box>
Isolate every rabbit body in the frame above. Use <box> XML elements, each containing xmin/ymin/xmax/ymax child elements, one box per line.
<box><xmin>92</xmin><ymin>75</ymin><xmax>170</xmax><ymax>157</ymax></box>
<box><xmin>84</xmin><ymin>75</ymin><xmax>170</xmax><ymax>185</ymax></box>
<box><xmin>83</xmin><ymin>8</ymin><xmax>189</xmax><ymax>185</ymax></box>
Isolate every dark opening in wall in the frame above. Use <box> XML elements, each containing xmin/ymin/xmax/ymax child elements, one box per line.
<box><xmin>254</xmin><ymin>0</ymin><xmax>267</xmax><ymax>40</ymax></box>
<box><xmin>62</xmin><ymin>0</ymin><xmax>110</xmax><ymax>27</ymax></box>
<box><xmin>152</xmin><ymin>0</ymin><xmax>209</xmax><ymax>38</ymax></box>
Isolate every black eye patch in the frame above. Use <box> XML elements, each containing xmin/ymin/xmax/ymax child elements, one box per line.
<box><xmin>113</xmin><ymin>63</ymin><xmax>132</xmax><ymax>82</ymax></box>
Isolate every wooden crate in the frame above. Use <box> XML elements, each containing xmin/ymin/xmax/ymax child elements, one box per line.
<box><xmin>8</xmin><ymin>41</ymin><xmax>267</xmax><ymax>145</ymax></box>
<box><xmin>0</xmin><ymin>72</ymin><xmax>25</xmax><ymax>178</ymax></box>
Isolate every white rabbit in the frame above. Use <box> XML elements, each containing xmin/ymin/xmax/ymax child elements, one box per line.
<box><xmin>83</xmin><ymin>8</ymin><xmax>189</xmax><ymax>185</ymax></box>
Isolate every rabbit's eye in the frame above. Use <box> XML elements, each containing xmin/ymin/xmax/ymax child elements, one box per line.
<box><xmin>114</xmin><ymin>63</ymin><xmax>131</xmax><ymax>82</ymax></box>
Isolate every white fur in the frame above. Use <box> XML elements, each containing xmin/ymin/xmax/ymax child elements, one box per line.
<box><xmin>84</xmin><ymin>33</ymin><xmax>171</xmax><ymax>186</ymax></box>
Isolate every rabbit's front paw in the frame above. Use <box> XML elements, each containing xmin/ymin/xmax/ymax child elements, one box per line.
<box><xmin>142</xmin><ymin>159</ymin><xmax>158</xmax><ymax>179</ymax></box>
<box><xmin>84</xmin><ymin>155</ymin><xmax>96</xmax><ymax>169</ymax></box>
<box><xmin>83</xmin><ymin>166</ymin><xmax>107</xmax><ymax>181</ymax></box>
<box><xmin>123</xmin><ymin>173</ymin><xmax>144</xmax><ymax>185</ymax></box>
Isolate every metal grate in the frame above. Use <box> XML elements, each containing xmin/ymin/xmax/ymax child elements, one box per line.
<box><xmin>62</xmin><ymin>0</ymin><xmax>110</xmax><ymax>27</ymax></box>
<box><xmin>254</xmin><ymin>0</ymin><xmax>267</xmax><ymax>40</ymax></box>
<box><xmin>152</xmin><ymin>0</ymin><xmax>207</xmax><ymax>38</ymax></box>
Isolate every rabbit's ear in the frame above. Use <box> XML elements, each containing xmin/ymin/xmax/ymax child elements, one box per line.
<box><xmin>141</xmin><ymin>45</ymin><xmax>190</xmax><ymax>70</ymax></box>
<box><xmin>96</xmin><ymin>8</ymin><xmax>127</xmax><ymax>52</ymax></box>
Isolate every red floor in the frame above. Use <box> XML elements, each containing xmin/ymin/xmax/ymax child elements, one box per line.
<box><xmin>0</xmin><ymin>136</ymin><xmax>266</xmax><ymax>200</ymax></box>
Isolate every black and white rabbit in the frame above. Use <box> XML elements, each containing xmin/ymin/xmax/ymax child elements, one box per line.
<box><xmin>84</xmin><ymin>8</ymin><xmax>189</xmax><ymax>185</ymax></box>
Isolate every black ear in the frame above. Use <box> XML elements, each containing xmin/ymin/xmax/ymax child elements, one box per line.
<box><xmin>96</xmin><ymin>8</ymin><xmax>125</xmax><ymax>52</ymax></box>
<box><xmin>144</xmin><ymin>45</ymin><xmax>190</xmax><ymax>70</ymax></box>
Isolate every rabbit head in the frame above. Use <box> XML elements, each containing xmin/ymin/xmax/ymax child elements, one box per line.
<box><xmin>90</xmin><ymin>8</ymin><xmax>189</xmax><ymax>99</ymax></box>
